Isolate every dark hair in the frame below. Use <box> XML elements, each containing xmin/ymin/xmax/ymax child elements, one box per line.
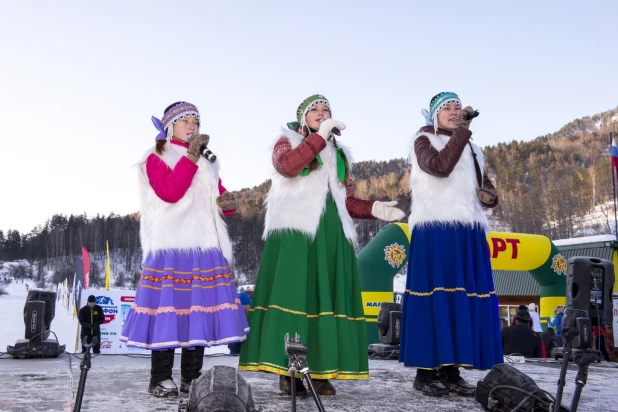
<box><xmin>155</xmin><ymin>139</ymin><xmax>166</xmax><ymax>155</ymax></box>
<box><xmin>164</xmin><ymin>101</ymin><xmax>185</xmax><ymax>114</ymax></box>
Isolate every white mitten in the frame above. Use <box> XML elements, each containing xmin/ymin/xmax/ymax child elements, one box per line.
<box><xmin>317</xmin><ymin>119</ymin><xmax>346</xmax><ymax>140</ymax></box>
<box><xmin>371</xmin><ymin>201</ymin><xmax>405</xmax><ymax>222</ymax></box>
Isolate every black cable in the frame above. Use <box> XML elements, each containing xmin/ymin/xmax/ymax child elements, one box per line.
<box><xmin>488</xmin><ymin>385</ymin><xmax>556</xmax><ymax>411</ymax></box>
<box><xmin>367</xmin><ymin>349</ymin><xmax>398</xmax><ymax>360</ymax></box>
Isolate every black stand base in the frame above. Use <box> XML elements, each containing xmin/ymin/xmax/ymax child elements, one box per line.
<box><xmin>7</xmin><ymin>338</ymin><xmax>66</xmax><ymax>358</ymax></box>
<box><xmin>368</xmin><ymin>343</ymin><xmax>399</xmax><ymax>358</ymax></box>
<box><xmin>290</xmin><ymin>368</ymin><xmax>325</xmax><ymax>412</ymax></box>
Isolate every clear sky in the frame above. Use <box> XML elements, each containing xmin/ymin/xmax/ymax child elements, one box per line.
<box><xmin>1</xmin><ymin>1</ymin><xmax>617</xmax><ymax>234</ymax></box>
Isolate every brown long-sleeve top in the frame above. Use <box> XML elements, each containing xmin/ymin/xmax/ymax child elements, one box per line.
<box><xmin>414</xmin><ymin>126</ymin><xmax>499</xmax><ymax>208</ymax></box>
<box><xmin>272</xmin><ymin>132</ymin><xmax>376</xmax><ymax>218</ymax></box>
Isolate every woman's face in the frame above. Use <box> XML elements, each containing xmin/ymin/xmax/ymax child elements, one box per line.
<box><xmin>172</xmin><ymin>116</ymin><xmax>199</xmax><ymax>142</ymax></box>
<box><xmin>304</xmin><ymin>103</ymin><xmax>331</xmax><ymax>131</ymax></box>
<box><xmin>436</xmin><ymin>102</ymin><xmax>461</xmax><ymax>131</ymax></box>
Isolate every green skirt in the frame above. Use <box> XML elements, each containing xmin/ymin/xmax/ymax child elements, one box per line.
<box><xmin>238</xmin><ymin>195</ymin><xmax>369</xmax><ymax>380</ymax></box>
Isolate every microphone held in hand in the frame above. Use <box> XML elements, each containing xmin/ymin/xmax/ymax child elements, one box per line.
<box><xmin>319</xmin><ymin>118</ymin><xmax>341</xmax><ymax>136</ymax></box>
<box><xmin>465</xmin><ymin>110</ymin><xmax>480</xmax><ymax>120</ymax></box>
<box><xmin>187</xmin><ymin>134</ymin><xmax>217</xmax><ymax>163</ymax></box>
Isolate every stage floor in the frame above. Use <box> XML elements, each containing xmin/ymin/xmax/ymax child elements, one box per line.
<box><xmin>0</xmin><ymin>353</ymin><xmax>616</xmax><ymax>411</ymax></box>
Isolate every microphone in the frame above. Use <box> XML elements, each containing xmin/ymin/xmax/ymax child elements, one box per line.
<box><xmin>319</xmin><ymin>118</ymin><xmax>341</xmax><ymax>137</ymax></box>
<box><xmin>187</xmin><ymin>134</ymin><xmax>217</xmax><ymax>163</ymax></box>
<box><xmin>466</xmin><ymin>110</ymin><xmax>480</xmax><ymax>120</ymax></box>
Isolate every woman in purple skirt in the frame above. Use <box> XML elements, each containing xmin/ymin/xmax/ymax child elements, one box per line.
<box><xmin>120</xmin><ymin>101</ymin><xmax>249</xmax><ymax>398</ymax></box>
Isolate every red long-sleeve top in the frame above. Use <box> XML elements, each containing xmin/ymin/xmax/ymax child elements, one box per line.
<box><xmin>272</xmin><ymin>133</ymin><xmax>375</xmax><ymax>219</ymax></box>
<box><xmin>145</xmin><ymin>139</ymin><xmax>235</xmax><ymax>215</ymax></box>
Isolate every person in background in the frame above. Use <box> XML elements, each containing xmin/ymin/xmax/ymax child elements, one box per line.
<box><xmin>540</xmin><ymin>327</ymin><xmax>556</xmax><ymax>358</ymax></box>
<box><xmin>78</xmin><ymin>295</ymin><xmax>105</xmax><ymax>354</ymax></box>
<box><xmin>502</xmin><ymin>309</ymin><xmax>542</xmax><ymax>358</ymax></box>
<box><xmin>550</xmin><ymin>306</ymin><xmax>564</xmax><ymax>346</ymax></box>
<box><xmin>228</xmin><ymin>291</ymin><xmax>251</xmax><ymax>355</ymax></box>
<box><xmin>528</xmin><ymin>303</ymin><xmax>542</xmax><ymax>333</ymax></box>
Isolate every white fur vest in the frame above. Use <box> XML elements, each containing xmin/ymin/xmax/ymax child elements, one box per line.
<box><xmin>137</xmin><ymin>142</ymin><xmax>233</xmax><ymax>263</ymax></box>
<box><xmin>263</xmin><ymin>128</ymin><xmax>357</xmax><ymax>247</ymax></box>
<box><xmin>408</xmin><ymin>130</ymin><xmax>488</xmax><ymax>230</ymax></box>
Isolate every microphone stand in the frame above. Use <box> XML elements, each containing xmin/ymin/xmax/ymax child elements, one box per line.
<box><xmin>74</xmin><ymin>336</ymin><xmax>98</xmax><ymax>412</ymax></box>
<box><xmin>553</xmin><ymin>313</ymin><xmax>600</xmax><ymax>412</ymax></box>
<box><xmin>285</xmin><ymin>335</ymin><xmax>325</xmax><ymax>412</ymax></box>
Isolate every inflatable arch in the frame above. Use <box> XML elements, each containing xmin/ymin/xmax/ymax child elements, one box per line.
<box><xmin>358</xmin><ymin>223</ymin><xmax>568</xmax><ymax>344</ymax></box>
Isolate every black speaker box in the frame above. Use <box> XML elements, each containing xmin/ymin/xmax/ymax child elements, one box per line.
<box><xmin>378</xmin><ymin>302</ymin><xmax>402</xmax><ymax>345</ymax></box>
<box><xmin>23</xmin><ymin>290</ymin><xmax>57</xmax><ymax>331</ymax></box>
<box><xmin>566</xmin><ymin>257</ymin><xmax>614</xmax><ymax>326</ymax></box>
<box><xmin>24</xmin><ymin>301</ymin><xmax>48</xmax><ymax>341</ymax></box>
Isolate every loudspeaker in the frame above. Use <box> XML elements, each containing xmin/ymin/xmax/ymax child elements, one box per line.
<box><xmin>23</xmin><ymin>290</ymin><xmax>56</xmax><ymax>333</ymax></box>
<box><xmin>184</xmin><ymin>365</ymin><xmax>255</xmax><ymax>412</ymax></box>
<box><xmin>7</xmin><ymin>290</ymin><xmax>64</xmax><ymax>358</ymax></box>
<box><xmin>561</xmin><ymin>308</ymin><xmax>593</xmax><ymax>349</ymax></box>
<box><xmin>377</xmin><ymin>302</ymin><xmax>401</xmax><ymax>345</ymax></box>
<box><xmin>475</xmin><ymin>364</ymin><xmax>566</xmax><ymax>411</ymax></box>
<box><xmin>566</xmin><ymin>257</ymin><xmax>614</xmax><ymax>326</ymax></box>
<box><xmin>24</xmin><ymin>301</ymin><xmax>48</xmax><ymax>341</ymax></box>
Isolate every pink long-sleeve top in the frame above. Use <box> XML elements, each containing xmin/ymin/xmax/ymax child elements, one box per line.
<box><xmin>146</xmin><ymin>139</ymin><xmax>236</xmax><ymax>215</ymax></box>
<box><xmin>272</xmin><ymin>133</ymin><xmax>376</xmax><ymax>219</ymax></box>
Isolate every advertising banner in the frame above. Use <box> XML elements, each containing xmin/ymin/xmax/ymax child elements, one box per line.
<box><xmin>79</xmin><ymin>290</ymin><xmax>148</xmax><ymax>354</ymax></box>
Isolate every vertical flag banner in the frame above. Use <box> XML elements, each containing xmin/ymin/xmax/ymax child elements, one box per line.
<box><xmin>611</xmin><ymin>133</ymin><xmax>618</xmax><ymax>239</ymax></box>
<box><xmin>612</xmin><ymin>135</ymin><xmax>618</xmax><ymax>179</ymax></box>
<box><xmin>74</xmin><ymin>256</ymin><xmax>83</xmax><ymax>318</ymax></box>
<box><xmin>81</xmin><ymin>247</ymin><xmax>91</xmax><ymax>290</ymax></box>
<box><xmin>71</xmin><ymin>271</ymin><xmax>76</xmax><ymax>314</ymax></box>
<box><xmin>105</xmin><ymin>241</ymin><xmax>111</xmax><ymax>290</ymax></box>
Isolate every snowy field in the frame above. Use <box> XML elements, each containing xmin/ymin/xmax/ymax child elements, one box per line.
<box><xmin>2</xmin><ymin>283</ymin><xmax>618</xmax><ymax>411</ymax></box>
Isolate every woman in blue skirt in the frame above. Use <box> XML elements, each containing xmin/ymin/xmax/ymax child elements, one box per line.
<box><xmin>399</xmin><ymin>92</ymin><xmax>503</xmax><ymax>397</ymax></box>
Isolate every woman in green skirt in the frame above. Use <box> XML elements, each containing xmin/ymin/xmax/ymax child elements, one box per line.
<box><xmin>238</xmin><ymin>94</ymin><xmax>405</xmax><ymax>395</ymax></box>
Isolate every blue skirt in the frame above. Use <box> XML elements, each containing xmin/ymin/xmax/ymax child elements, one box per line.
<box><xmin>399</xmin><ymin>223</ymin><xmax>503</xmax><ymax>370</ymax></box>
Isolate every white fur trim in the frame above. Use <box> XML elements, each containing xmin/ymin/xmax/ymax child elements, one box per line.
<box><xmin>138</xmin><ymin>143</ymin><xmax>233</xmax><ymax>263</ymax></box>
<box><xmin>408</xmin><ymin>130</ymin><xmax>488</xmax><ymax>230</ymax></box>
<box><xmin>263</xmin><ymin>128</ymin><xmax>357</xmax><ymax>247</ymax></box>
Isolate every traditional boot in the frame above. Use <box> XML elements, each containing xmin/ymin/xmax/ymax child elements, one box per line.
<box><xmin>279</xmin><ymin>375</ymin><xmax>308</xmax><ymax>396</ymax></box>
<box><xmin>312</xmin><ymin>378</ymin><xmax>336</xmax><ymax>395</ymax></box>
<box><xmin>438</xmin><ymin>366</ymin><xmax>476</xmax><ymax>397</ymax></box>
<box><xmin>413</xmin><ymin>368</ymin><xmax>449</xmax><ymax>397</ymax></box>
<box><xmin>149</xmin><ymin>349</ymin><xmax>178</xmax><ymax>397</ymax></box>
<box><xmin>180</xmin><ymin>347</ymin><xmax>205</xmax><ymax>393</ymax></box>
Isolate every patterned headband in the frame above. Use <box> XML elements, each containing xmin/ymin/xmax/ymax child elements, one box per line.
<box><xmin>151</xmin><ymin>102</ymin><xmax>200</xmax><ymax>141</ymax></box>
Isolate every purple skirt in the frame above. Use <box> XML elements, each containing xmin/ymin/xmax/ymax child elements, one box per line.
<box><xmin>120</xmin><ymin>248</ymin><xmax>249</xmax><ymax>350</ymax></box>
